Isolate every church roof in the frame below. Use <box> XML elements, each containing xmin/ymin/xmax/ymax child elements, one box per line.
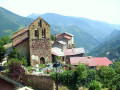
<box><xmin>11</xmin><ymin>28</ymin><xmax>28</xmax><ymax>39</ymax></box>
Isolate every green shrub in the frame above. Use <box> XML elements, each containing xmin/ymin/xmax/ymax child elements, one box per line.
<box><xmin>51</xmin><ymin>35</ymin><xmax>55</xmax><ymax>41</ymax></box>
<box><xmin>50</xmin><ymin>64</ymin><xmax>88</xmax><ymax>90</ymax></box>
<box><xmin>0</xmin><ymin>45</ymin><xmax>6</xmax><ymax>62</ymax></box>
<box><xmin>88</xmin><ymin>80</ymin><xmax>102</xmax><ymax>90</ymax></box>
<box><xmin>21</xmin><ymin>57</ymin><xmax>27</xmax><ymax>67</ymax></box>
<box><xmin>4</xmin><ymin>69</ymin><xmax>9</xmax><ymax>76</ymax></box>
<box><xmin>8</xmin><ymin>48</ymin><xmax>28</xmax><ymax>67</ymax></box>
<box><xmin>96</xmin><ymin>66</ymin><xmax>115</xmax><ymax>88</ymax></box>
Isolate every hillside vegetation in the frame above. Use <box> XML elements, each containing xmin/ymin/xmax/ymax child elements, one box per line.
<box><xmin>88</xmin><ymin>30</ymin><xmax>120</xmax><ymax>60</ymax></box>
<box><xmin>0</xmin><ymin>7</ymin><xmax>33</xmax><ymax>38</ymax></box>
<box><xmin>1</xmin><ymin>7</ymin><xmax>120</xmax><ymax>52</ymax></box>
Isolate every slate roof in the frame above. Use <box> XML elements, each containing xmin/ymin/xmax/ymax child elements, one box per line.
<box><xmin>70</xmin><ymin>57</ymin><xmax>113</xmax><ymax>66</ymax></box>
<box><xmin>11</xmin><ymin>28</ymin><xmax>28</xmax><ymax>39</ymax></box>
<box><xmin>64</xmin><ymin>48</ymin><xmax>85</xmax><ymax>56</ymax></box>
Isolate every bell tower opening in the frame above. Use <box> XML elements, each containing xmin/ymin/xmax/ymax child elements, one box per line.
<box><xmin>38</xmin><ymin>19</ymin><xmax>41</xmax><ymax>27</ymax></box>
<box><xmin>42</xmin><ymin>28</ymin><xmax>46</xmax><ymax>38</ymax></box>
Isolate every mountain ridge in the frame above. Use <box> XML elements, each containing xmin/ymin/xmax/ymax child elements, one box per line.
<box><xmin>88</xmin><ymin>30</ymin><xmax>120</xmax><ymax>60</ymax></box>
<box><xmin>27</xmin><ymin>13</ymin><xmax>120</xmax><ymax>41</ymax></box>
<box><xmin>0</xmin><ymin>7</ymin><xmax>33</xmax><ymax>38</ymax></box>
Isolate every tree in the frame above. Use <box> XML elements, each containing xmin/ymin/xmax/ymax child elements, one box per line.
<box><xmin>0</xmin><ymin>45</ymin><xmax>6</xmax><ymax>62</ymax></box>
<box><xmin>50</xmin><ymin>64</ymin><xmax>88</xmax><ymax>90</ymax></box>
<box><xmin>1</xmin><ymin>36</ymin><xmax>10</xmax><ymax>45</ymax></box>
<box><xmin>0</xmin><ymin>40</ymin><xmax>4</xmax><ymax>46</ymax></box>
<box><xmin>96</xmin><ymin>66</ymin><xmax>116</xmax><ymax>87</ymax></box>
<box><xmin>8</xmin><ymin>59</ymin><xmax>25</xmax><ymax>81</ymax></box>
<box><xmin>8</xmin><ymin>48</ymin><xmax>19</xmax><ymax>59</ymax></box>
<box><xmin>8</xmin><ymin>48</ymin><xmax>28</xmax><ymax>67</ymax></box>
<box><xmin>113</xmin><ymin>61</ymin><xmax>120</xmax><ymax>74</ymax></box>
<box><xmin>112</xmin><ymin>74</ymin><xmax>120</xmax><ymax>90</ymax></box>
<box><xmin>88</xmin><ymin>80</ymin><xmax>102</xmax><ymax>90</ymax></box>
<box><xmin>21</xmin><ymin>57</ymin><xmax>28</xmax><ymax>67</ymax></box>
<box><xmin>51</xmin><ymin>35</ymin><xmax>55</xmax><ymax>41</ymax></box>
<box><xmin>75</xmin><ymin>64</ymin><xmax>87</xmax><ymax>87</ymax></box>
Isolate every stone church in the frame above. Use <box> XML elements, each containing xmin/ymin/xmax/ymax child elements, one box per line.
<box><xmin>11</xmin><ymin>17</ymin><xmax>51</xmax><ymax>66</ymax></box>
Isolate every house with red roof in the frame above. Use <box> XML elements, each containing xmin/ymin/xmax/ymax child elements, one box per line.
<box><xmin>53</xmin><ymin>32</ymin><xmax>74</xmax><ymax>49</ymax></box>
<box><xmin>70</xmin><ymin>56</ymin><xmax>113</xmax><ymax>68</ymax></box>
<box><xmin>52</xmin><ymin>47</ymin><xmax>85</xmax><ymax>63</ymax></box>
<box><xmin>52</xmin><ymin>32</ymin><xmax>85</xmax><ymax>63</ymax></box>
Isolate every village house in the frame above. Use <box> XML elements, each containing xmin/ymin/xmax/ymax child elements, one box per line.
<box><xmin>52</xmin><ymin>32</ymin><xmax>74</xmax><ymax>49</ymax></box>
<box><xmin>52</xmin><ymin>32</ymin><xmax>85</xmax><ymax>64</ymax></box>
<box><xmin>52</xmin><ymin>32</ymin><xmax>113</xmax><ymax>67</ymax></box>
<box><xmin>70</xmin><ymin>57</ymin><xmax>113</xmax><ymax>68</ymax></box>
<box><xmin>52</xmin><ymin>47</ymin><xmax>85</xmax><ymax>64</ymax></box>
<box><xmin>11</xmin><ymin>17</ymin><xmax>51</xmax><ymax>66</ymax></box>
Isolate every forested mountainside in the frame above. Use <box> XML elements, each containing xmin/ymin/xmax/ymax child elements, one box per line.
<box><xmin>0</xmin><ymin>7</ymin><xmax>99</xmax><ymax>52</ymax></box>
<box><xmin>1</xmin><ymin>7</ymin><xmax>120</xmax><ymax>53</ymax></box>
<box><xmin>88</xmin><ymin>30</ymin><xmax>120</xmax><ymax>60</ymax></box>
<box><xmin>0</xmin><ymin>7</ymin><xmax>33</xmax><ymax>38</ymax></box>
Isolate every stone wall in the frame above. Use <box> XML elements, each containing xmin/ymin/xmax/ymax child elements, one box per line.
<box><xmin>22</xmin><ymin>74</ymin><xmax>55</xmax><ymax>90</ymax></box>
<box><xmin>30</xmin><ymin>39</ymin><xmax>51</xmax><ymax>66</ymax></box>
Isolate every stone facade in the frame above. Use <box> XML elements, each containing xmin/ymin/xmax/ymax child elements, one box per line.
<box><xmin>29</xmin><ymin>17</ymin><xmax>51</xmax><ymax>66</ymax></box>
<box><xmin>11</xmin><ymin>17</ymin><xmax>51</xmax><ymax>66</ymax></box>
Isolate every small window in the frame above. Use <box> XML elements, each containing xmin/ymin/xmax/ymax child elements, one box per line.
<box><xmin>38</xmin><ymin>20</ymin><xmax>41</xmax><ymax>27</ymax></box>
<box><xmin>42</xmin><ymin>28</ymin><xmax>45</xmax><ymax>38</ymax></box>
<box><xmin>35</xmin><ymin>29</ymin><xmax>38</xmax><ymax>38</ymax></box>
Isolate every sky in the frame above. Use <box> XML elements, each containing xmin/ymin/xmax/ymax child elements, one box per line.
<box><xmin>0</xmin><ymin>0</ymin><xmax>120</xmax><ymax>24</ymax></box>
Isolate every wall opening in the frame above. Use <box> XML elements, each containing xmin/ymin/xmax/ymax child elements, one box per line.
<box><xmin>38</xmin><ymin>20</ymin><xmax>41</xmax><ymax>27</ymax></box>
<box><xmin>35</xmin><ymin>28</ymin><xmax>38</xmax><ymax>38</ymax></box>
<box><xmin>42</xmin><ymin>28</ymin><xmax>46</xmax><ymax>38</ymax></box>
<box><xmin>40</xmin><ymin>57</ymin><xmax>45</xmax><ymax>64</ymax></box>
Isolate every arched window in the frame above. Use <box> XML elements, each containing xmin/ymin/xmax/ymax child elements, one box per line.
<box><xmin>40</xmin><ymin>57</ymin><xmax>45</xmax><ymax>64</ymax></box>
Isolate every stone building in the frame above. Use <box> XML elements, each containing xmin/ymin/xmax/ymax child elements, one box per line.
<box><xmin>52</xmin><ymin>32</ymin><xmax>74</xmax><ymax>49</ymax></box>
<box><xmin>11</xmin><ymin>17</ymin><xmax>51</xmax><ymax>66</ymax></box>
<box><xmin>52</xmin><ymin>32</ymin><xmax>85</xmax><ymax>64</ymax></box>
